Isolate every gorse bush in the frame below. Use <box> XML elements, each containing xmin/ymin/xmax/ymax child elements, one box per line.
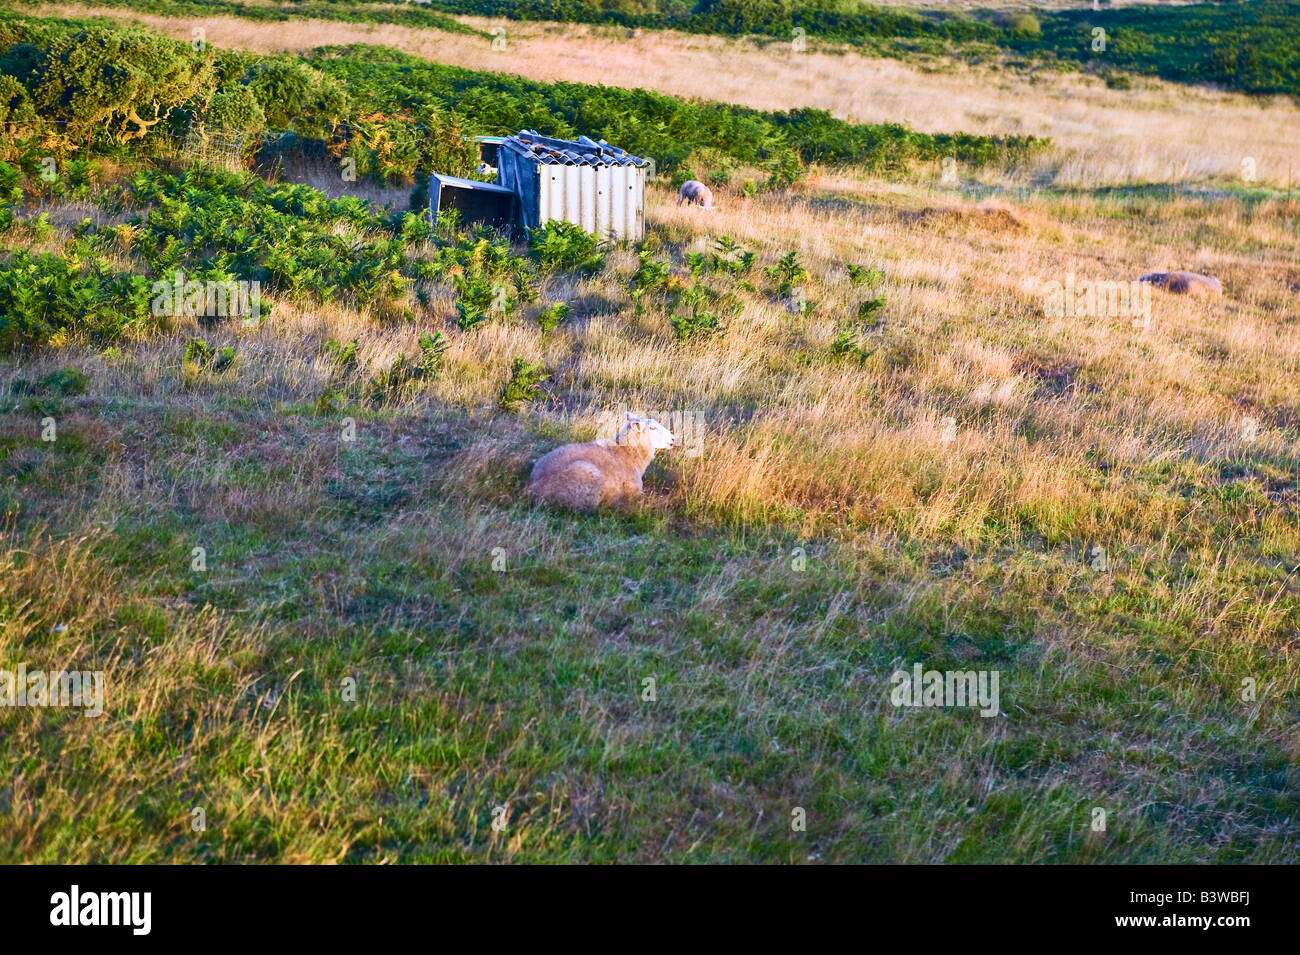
<box><xmin>695</xmin><ymin>0</ymin><xmax>793</xmax><ymax>34</ymax></box>
<box><xmin>25</xmin><ymin>25</ymin><xmax>216</xmax><ymax>147</ymax></box>
<box><xmin>1003</xmin><ymin>12</ymin><xmax>1042</xmax><ymax>38</ymax></box>
<box><xmin>0</xmin><ymin>16</ymin><xmax>474</xmax><ymax>182</ymax></box>
<box><xmin>205</xmin><ymin>82</ymin><xmax>265</xmax><ymax>135</ymax></box>
<box><xmin>0</xmin><ymin>160</ymin><xmax>21</xmax><ymax>232</ymax></box>
<box><xmin>238</xmin><ymin>59</ymin><xmax>349</xmax><ymax>139</ymax></box>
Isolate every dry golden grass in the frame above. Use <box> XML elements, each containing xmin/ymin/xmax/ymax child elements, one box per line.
<box><xmin>5</xmin><ymin>9</ymin><xmax>1299</xmax><ymax>863</ymax></box>
<box><xmin>39</xmin><ymin>3</ymin><xmax>1300</xmax><ymax>189</ymax></box>
<box><xmin>20</xmin><ymin>174</ymin><xmax>1297</xmax><ymax>555</ymax></box>
<box><xmin>10</xmin><ymin>168</ymin><xmax>1297</xmax><ymax>855</ymax></box>
<box><xmin>6</xmin><ymin>172</ymin><xmax>1299</xmax><ymax>863</ymax></box>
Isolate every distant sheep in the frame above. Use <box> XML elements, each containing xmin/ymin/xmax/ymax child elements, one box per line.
<box><xmin>477</xmin><ymin>162</ymin><xmax>497</xmax><ymax>178</ymax></box>
<box><xmin>526</xmin><ymin>414</ymin><xmax>676</xmax><ymax>511</ymax></box>
<box><xmin>1139</xmin><ymin>271</ymin><xmax>1222</xmax><ymax>296</ymax></box>
<box><xmin>677</xmin><ymin>180</ymin><xmax>714</xmax><ymax>209</ymax></box>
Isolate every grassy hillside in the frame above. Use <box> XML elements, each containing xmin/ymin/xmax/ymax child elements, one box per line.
<box><xmin>1</xmin><ymin>14</ymin><xmax>1298</xmax><ymax>863</ymax></box>
<box><xmin>13</xmin><ymin>0</ymin><xmax>1300</xmax><ymax>95</ymax></box>
<box><xmin>55</xmin><ymin>0</ymin><xmax>1300</xmax><ymax>192</ymax></box>
<box><xmin>414</xmin><ymin>0</ymin><xmax>1300</xmax><ymax>96</ymax></box>
<box><xmin>0</xmin><ymin>12</ymin><xmax>1043</xmax><ymax>185</ymax></box>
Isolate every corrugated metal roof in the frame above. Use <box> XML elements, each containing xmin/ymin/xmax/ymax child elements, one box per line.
<box><xmin>430</xmin><ymin>173</ymin><xmax>514</xmax><ymax>193</ymax></box>
<box><xmin>501</xmin><ymin>130</ymin><xmax>650</xmax><ymax>168</ymax></box>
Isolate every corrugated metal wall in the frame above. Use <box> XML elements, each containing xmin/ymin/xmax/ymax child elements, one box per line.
<box><xmin>494</xmin><ymin>138</ymin><xmax>647</xmax><ymax>241</ymax></box>
<box><xmin>536</xmin><ymin>163</ymin><xmax>644</xmax><ymax>241</ymax></box>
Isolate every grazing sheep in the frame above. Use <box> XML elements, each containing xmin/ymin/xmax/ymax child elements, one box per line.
<box><xmin>677</xmin><ymin>180</ymin><xmax>714</xmax><ymax>209</ymax></box>
<box><xmin>477</xmin><ymin>162</ymin><xmax>497</xmax><ymax>178</ymax></box>
<box><xmin>526</xmin><ymin>414</ymin><xmax>676</xmax><ymax>511</ymax></box>
<box><xmin>1139</xmin><ymin>271</ymin><xmax>1222</xmax><ymax>296</ymax></box>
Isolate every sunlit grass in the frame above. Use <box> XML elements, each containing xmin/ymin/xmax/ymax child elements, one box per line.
<box><xmin>2</xmin><ymin>160</ymin><xmax>1297</xmax><ymax>861</ymax></box>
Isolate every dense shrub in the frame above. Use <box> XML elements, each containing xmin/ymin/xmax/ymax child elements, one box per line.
<box><xmin>242</xmin><ymin>60</ymin><xmax>349</xmax><ymax>139</ymax></box>
<box><xmin>2</xmin><ymin>0</ymin><xmax>481</xmax><ymax>36</ymax></box>
<box><xmin>22</xmin><ymin>25</ymin><xmax>215</xmax><ymax>149</ymax></box>
<box><xmin>0</xmin><ymin>14</ymin><xmax>1048</xmax><ymax>183</ymax></box>
<box><xmin>202</xmin><ymin>84</ymin><xmax>267</xmax><ymax>142</ymax></box>
<box><xmin>1003</xmin><ymin>12</ymin><xmax>1042</xmax><ymax>39</ymax></box>
<box><xmin>0</xmin><ymin>249</ymin><xmax>155</xmax><ymax>352</ymax></box>
<box><xmin>305</xmin><ymin>45</ymin><xmax>1045</xmax><ymax>177</ymax></box>
<box><xmin>114</xmin><ymin>167</ymin><xmax>411</xmax><ymax>306</ymax></box>
<box><xmin>693</xmin><ymin>0</ymin><xmax>793</xmax><ymax>34</ymax></box>
<box><xmin>0</xmin><ymin>73</ymin><xmax>35</xmax><ymax>139</ymax></box>
<box><xmin>527</xmin><ymin>220</ymin><xmax>606</xmax><ymax>274</ymax></box>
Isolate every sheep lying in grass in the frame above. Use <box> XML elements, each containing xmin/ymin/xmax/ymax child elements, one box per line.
<box><xmin>677</xmin><ymin>180</ymin><xmax>714</xmax><ymax>209</ymax></box>
<box><xmin>1139</xmin><ymin>270</ymin><xmax>1222</xmax><ymax>296</ymax></box>
<box><xmin>526</xmin><ymin>413</ymin><xmax>676</xmax><ymax>511</ymax></box>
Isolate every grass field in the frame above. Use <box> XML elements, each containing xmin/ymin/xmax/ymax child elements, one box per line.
<box><xmin>1</xmin><ymin>8</ymin><xmax>1298</xmax><ymax>863</ymax></box>
<box><xmin>39</xmin><ymin>3</ymin><xmax>1300</xmax><ymax>189</ymax></box>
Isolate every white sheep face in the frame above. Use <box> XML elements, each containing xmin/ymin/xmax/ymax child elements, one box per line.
<box><xmin>622</xmin><ymin>414</ymin><xmax>676</xmax><ymax>450</ymax></box>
